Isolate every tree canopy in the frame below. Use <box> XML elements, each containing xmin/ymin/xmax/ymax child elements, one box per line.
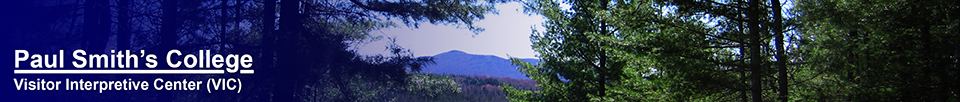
<box><xmin>504</xmin><ymin>0</ymin><xmax>958</xmax><ymax>101</ymax></box>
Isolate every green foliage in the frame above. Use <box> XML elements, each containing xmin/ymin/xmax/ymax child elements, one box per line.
<box><xmin>796</xmin><ymin>0</ymin><xmax>960</xmax><ymax>101</ymax></box>
<box><xmin>508</xmin><ymin>0</ymin><xmax>960</xmax><ymax>101</ymax></box>
<box><xmin>348</xmin><ymin>0</ymin><xmax>515</xmax><ymax>33</ymax></box>
<box><xmin>402</xmin><ymin>74</ymin><xmax>462</xmax><ymax>98</ymax></box>
<box><xmin>504</xmin><ymin>0</ymin><xmax>668</xmax><ymax>101</ymax></box>
<box><xmin>506</xmin><ymin>0</ymin><xmax>795</xmax><ymax>101</ymax></box>
<box><xmin>391</xmin><ymin>74</ymin><xmax>539</xmax><ymax>102</ymax></box>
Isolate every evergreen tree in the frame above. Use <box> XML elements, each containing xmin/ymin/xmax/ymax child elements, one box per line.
<box><xmin>796</xmin><ymin>0</ymin><xmax>960</xmax><ymax>101</ymax></box>
<box><xmin>504</xmin><ymin>0</ymin><xmax>795</xmax><ymax>101</ymax></box>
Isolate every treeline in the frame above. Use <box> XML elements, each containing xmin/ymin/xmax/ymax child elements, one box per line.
<box><xmin>391</xmin><ymin>73</ymin><xmax>538</xmax><ymax>102</ymax></box>
<box><xmin>503</xmin><ymin>0</ymin><xmax>959</xmax><ymax>101</ymax></box>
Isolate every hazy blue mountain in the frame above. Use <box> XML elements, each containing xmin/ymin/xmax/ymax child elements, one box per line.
<box><xmin>421</xmin><ymin>50</ymin><xmax>539</xmax><ymax>79</ymax></box>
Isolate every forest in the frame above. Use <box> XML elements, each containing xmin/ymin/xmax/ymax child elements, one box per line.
<box><xmin>5</xmin><ymin>0</ymin><xmax>959</xmax><ymax>102</ymax></box>
<box><xmin>502</xmin><ymin>0</ymin><xmax>959</xmax><ymax>101</ymax></box>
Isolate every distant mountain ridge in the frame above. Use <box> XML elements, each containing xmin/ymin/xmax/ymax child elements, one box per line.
<box><xmin>421</xmin><ymin>50</ymin><xmax>539</xmax><ymax>79</ymax></box>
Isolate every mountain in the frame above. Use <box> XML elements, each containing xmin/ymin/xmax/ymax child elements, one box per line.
<box><xmin>421</xmin><ymin>50</ymin><xmax>539</xmax><ymax>79</ymax></box>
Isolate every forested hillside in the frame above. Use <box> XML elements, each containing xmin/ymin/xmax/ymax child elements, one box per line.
<box><xmin>391</xmin><ymin>74</ymin><xmax>538</xmax><ymax>102</ymax></box>
<box><xmin>424</xmin><ymin>50</ymin><xmax>540</xmax><ymax>79</ymax></box>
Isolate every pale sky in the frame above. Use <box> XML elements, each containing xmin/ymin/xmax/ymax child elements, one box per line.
<box><xmin>356</xmin><ymin>2</ymin><xmax>544</xmax><ymax>59</ymax></box>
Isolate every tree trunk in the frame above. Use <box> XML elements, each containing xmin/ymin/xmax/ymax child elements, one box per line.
<box><xmin>96</xmin><ymin>0</ymin><xmax>110</xmax><ymax>52</ymax></box>
<box><xmin>83</xmin><ymin>0</ymin><xmax>108</xmax><ymax>53</ymax></box>
<box><xmin>220</xmin><ymin>0</ymin><xmax>227</xmax><ymax>50</ymax></box>
<box><xmin>158</xmin><ymin>0</ymin><xmax>179</xmax><ymax>101</ymax></box>
<box><xmin>116</xmin><ymin>0</ymin><xmax>131</xmax><ymax>101</ymax></box>
<box><xmin>271</xmin><ymin>0</ymin><xmax>300</xmax><ymax>101</ymax></box>
<box><xmin>259</xmin><ymin>0</ymin><xmax>276</xmax><ymax>101</ymax></box>
<box><xmin>748</xmin><ymin>0</ymin><xmax>763</xmax><ymax>101</ymax></box>
<box><xmin>773</xmin><ymin>0</ymin><xmax>787</xmax><ymax>101</ymax></box>
<box><xmin>118</xmin><ymin>0</ymin><xmax>130</xmax><ymax>50</ymax></box>
<box><xmin>261</xmin><ymin>0</ymin><xmax>276</xmax><ymax>74</ymax></box>
<box><xmin>160</xmin><ymin>0</ymin><xmax>179</xmax><ymax>50</ymax></box>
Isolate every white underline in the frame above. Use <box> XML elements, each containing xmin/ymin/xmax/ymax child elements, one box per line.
<box><xmin>12</xmin><ymin>70</ymin><xmax>254</xmax><ymax>74</ymax></box>
<box><xmin>240</xmin><ymin>70</ymin><xmax>254</xmax><ymax>74</ymax></box>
